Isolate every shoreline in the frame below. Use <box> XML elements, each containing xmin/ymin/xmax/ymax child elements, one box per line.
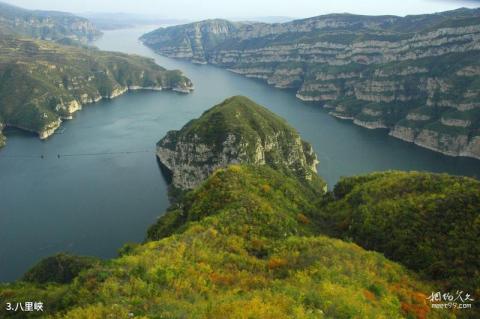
<box><xmin>0</xmin><ymin>84</ymin><xmax>194</xmax><ymax>147</ymax></box>
<box><xmin>91</xmin><ymin>46</ymin><xmax>480</xmax><ymax>162</ymax></box>
<box><xmin>209</xmin><ymin>61</ymin><xmax>480</xmax><ymax>161</ymax></box>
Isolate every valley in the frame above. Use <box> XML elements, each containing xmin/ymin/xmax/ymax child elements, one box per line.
<box><xmin>141</xmin><ymin>9</ymin><xmax>480</xmax><ymax>159</ymax></box>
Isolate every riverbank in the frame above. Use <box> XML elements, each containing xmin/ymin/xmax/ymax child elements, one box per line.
<box><xmin>0</xmin><ymin>84</ymin><xmax>194</xmax><ymax>146</ymax></box>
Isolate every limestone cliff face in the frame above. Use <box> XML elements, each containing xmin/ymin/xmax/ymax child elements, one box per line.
<box><xmin>11</xmin><ymin>82</ymin><xmax>193</xmax><ymax>143</ymax></box>
<box><xmin>141</xmin><ymin>19</ymin><xmax>240</xmax><ymax>64</ymax></box>
<box><xmin>142</xmin><ymin>8</ymin><xmax>480</xmax><ymax>160</ymax></box>
<box><xmin>156</xmin><ymin>96</ymin><xmax>321</xmax><ymax>190</ymax></box>
<box><xmin>0</xmin><ymin>36</ymin><xmax>194</xmax><ymax>147</ymax></box>
<box><xmin>39</xmin><ymin>119</ymin><xmax>62</xmax><ymax>140</ymax></box>
<box><xmin>0</xmin><ymin>122</ymin><xmax>5</xmax><ymax>148</ymax></box>
<box><xmin>0</xmin><ymin>2</ymin><xmax>102</xmax><ymax>42</ymax></box>
<box><xmin>35</xmin><ymin>82</ymin><xmax>193</xmax><ymax>140</ymax></box>
<box><xmin>390</xmin><ymin>124</ymin><xmax>480</xmax><ymax>159</ymax></box>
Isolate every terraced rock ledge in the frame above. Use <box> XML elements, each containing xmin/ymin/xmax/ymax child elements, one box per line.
<box><xmin>0</xmin><ymin>36</ymin><xmax>193</xmax><ymax>147</ymax></box>
<box><xmin>141</xmin><ymin>9</ymin><xmax>480</xmax><ymax>160</ymax></box>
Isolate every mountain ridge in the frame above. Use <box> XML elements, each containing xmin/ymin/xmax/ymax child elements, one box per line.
<box><xmin>0</xmin><ymin>35</ymin><xmax>193</xmax><ymax>147</ymax></box>
<box><xmin>141</xmin><ymin>7</ymin><xmax>480</xmax><ymax>160</ymax></box>
<box><xmin>0</xmin><ymin>1</ymin><xmax>101</xmax><ymax>42</ymax></box>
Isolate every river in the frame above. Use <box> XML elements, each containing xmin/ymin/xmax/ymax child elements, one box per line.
<box><xmin>0</xmin><ymin>26</ymin><xmax>479</xmax><ymax>282</ymax></box>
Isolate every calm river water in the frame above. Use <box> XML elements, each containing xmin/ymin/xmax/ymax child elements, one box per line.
<box><xmin>0</xmin><ymin>26</ymin><xmax>479</xmax><ymax>282</ymax></box>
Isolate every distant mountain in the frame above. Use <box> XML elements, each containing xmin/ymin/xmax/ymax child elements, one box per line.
<box><xmin>0</xmin><ymin>1</ymin><xmax>101</xmax><ymax>42</ymax></box>
<box><xmin>0</xmin><ymin>35</ymin><xmax>193</xmax><ymax>147</ymax></box>
<box><xmin>79</xmin><ymin>12</ymin><xmax>189</xmax><ymax>30</ymax></box>
<box><xmin>234</xmin><ymin>16</ymin><xmax>295</xmax><ymax>24</ymax></box>
<box><xmin>141</xmin><ymin>8</ymin><xmax>480</xmax><ymax>160</ymax></box>
<box><xmin>141</xmin><ymin>19</ymin><xmax>249</xmax><ymax>64</ymax></box>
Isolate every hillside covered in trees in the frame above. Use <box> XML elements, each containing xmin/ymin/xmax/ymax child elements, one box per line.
<box><xmin>0</xmin><ymin>35</ymin><xmax>193</xmax><ymax>147</ymax></box>
<box><xmin>2</xmin><ymin>165</ymin><xmax>472</xmax><ymax>318</ymax></box>
<box><xmin>0</xmin><ymin>97</ymin><xmax>478</xmax><ymax>318</ymax></box>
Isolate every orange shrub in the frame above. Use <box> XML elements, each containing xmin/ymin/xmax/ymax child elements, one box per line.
<box><xmin>209</xmin><ymin>272</ymin><xmax>235</xmax><ymax>286</ymax></box>
<box><xmin>267</xmin><ymin>257</ymin><xmax>288</xmax><ymax>270</ymax></box>
<box><xmin>364</xmin><ymin>290</ymin><xmax>376</xmax><ymax>302</ymax></box>
<box><xmin>401</xmin><ymin>302</ymin><xmax>429</xmax><ymax>319</ymax></box>
<box><xmin>297</xmin><ymin>213</ymin><xmax>310</xmax><ymax>224</ymax></box>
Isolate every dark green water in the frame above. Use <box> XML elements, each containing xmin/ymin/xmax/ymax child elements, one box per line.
<box><xmin>1</xmin><ymin>26</ymin><xmax>479</xmax><ymax>282</ymax></box>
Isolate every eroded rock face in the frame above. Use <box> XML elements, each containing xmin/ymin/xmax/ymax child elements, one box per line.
<box><xmin>156</xmin><ymin>96</ymin><xmax>320</xmax><ymax>190</ymax></box>
<box><xmin>463</xmin><ymin>136</ymin><xmax>480</xmax><ymax>158</ymax></box>
<box><xmin>17</xmin><ymin>80</ymin><xmax>194</xmax><ymax>142</ymax></box>
<box><xmin>390</xmin><ymin>124</ymin><xmax>480</xmax><ymax>159</ymax></box>
<box><xmin>0</xmin><ymin>36</ymin><xmax>194</xmax><ymax>147</ymax></box>
<box><xmin>0</xmin><ymin>123</ymin><xmax>6</xmax><ymax>148</ymax></box>
<box><xmin>39</xmin><ymin>119</ymin><xmax>62</xmax><ymax>140</ymax></box>
<box><xmin>142</xmin><ymin>9</ymin><xmax>480</xmax><ymax>160</ymax></box>
<box><xmin>415</xmin><ymin>129</ymin><xmax>470</xmax><ymax>157</ymax></box>
<box><xmin>0</xmin><ymin>2</ymin><xmax>102</xmax><ymax>42</ymax></box>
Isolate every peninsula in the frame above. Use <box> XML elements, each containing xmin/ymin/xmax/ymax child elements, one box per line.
<box><xmin>156</xmin><ymin>96</ymin><xmax>323</xmax><ymax>191</ymax></box>
<box><xmin>0</xmin><ymin>35</ymin><xmax>193</xmax><ymax>147</ymax></box>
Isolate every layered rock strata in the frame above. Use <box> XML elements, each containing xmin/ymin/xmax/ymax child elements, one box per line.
<box><xmin>142</xmin><ymin>9</ymin><xmax>480</xmax><ymax>159</ymax></box>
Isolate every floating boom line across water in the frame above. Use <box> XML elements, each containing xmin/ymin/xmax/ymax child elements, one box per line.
<box><xmin>0</xmin><ymin>150</ymin><xmax>154</xmax><ymax>159</ymax></box>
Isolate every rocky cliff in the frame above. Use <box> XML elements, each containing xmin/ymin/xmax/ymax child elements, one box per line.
<box><xmin>0</xmin><ymin>1</ymin><xmax>101</xmax><ymax>42</ymax></box>
<box><xmin>0</xmin><ymin>122</ymin><xmax>5</xmax><ymax>148</ymax></box>
<box><xmin>156</xmin><ymin>96</ymin><xmax>323</xmax><ymax>191</ymax></box>
<box><xmin>142</xmin><ymin>8</ymin><xmax>480</xmax><ymax>160</ymax></box>
<box><xmin>0</xmin><ymin>35</ymin><xmax>193</xmax><ymax>147</ymax></box>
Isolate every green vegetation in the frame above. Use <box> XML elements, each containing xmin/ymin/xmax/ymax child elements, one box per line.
<box><xmin>0</xmin><ymin>35</ymin><xmax>192</xmax><ymax>147</ymax></box>
<box><xmin>315</xmin><ymin>171</ymin><xmax>480</xmax><ymax>301</ymax></box>
<box><xmin>1</xmin><ymin>93</ymin><xmax>477</xmax><ymax>317</ymax></box>
<box><xmin>167</xmin><ymin>96</ymin><xmax>288</xmax><ymax>151</ymax></box>
<box><xmin>141</xmin><ymin>19</ymin><xmax>240</xmax><ymax>62</ymax></box>
<box><xmin>0</xmin><ymin>165</ymin><xmax>460</xmax><ymax>318</ymax></box>
<box><xmin>141</xmin><ymin>8</ymin><xmax>480</xmax><ymax>158</ymax></box>
<box><xmin>148</xmin><ymin>163</ymin><xmax>324</xmax><ymax>240</ymax></box>
<box><xmin>22</xmin><ymin>253</ymin><xmax>102</xmax><ymax>284</ymax></box>
<box><xmin>0</xmin><ymin>1</ymin><xmax>101</xmax><ymax>42</ymax></box>
<box><xmin>157</xmin><ymin>96</ymin><xmax>323</xmax><ymax>191</ymax></box>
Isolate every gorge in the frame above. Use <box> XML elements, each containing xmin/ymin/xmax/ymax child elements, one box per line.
<box><xmin>2</xmin><ymin>95</ymin><xmax>479</xmax><ymax>318</ymax></box>
<box><xmin>141</xmin><ymin>9</ymin><xmax>480</xmax><ymax>159</ymax></box>
<box><xmin>1</xmin><ymin>25</ymin><xmax>480</xmax><ymax>285</ymax></box>
<box><xmin>0</xmin><ymin>2</ymin><xmax>479</xmax><ymax>317</ymax></box>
